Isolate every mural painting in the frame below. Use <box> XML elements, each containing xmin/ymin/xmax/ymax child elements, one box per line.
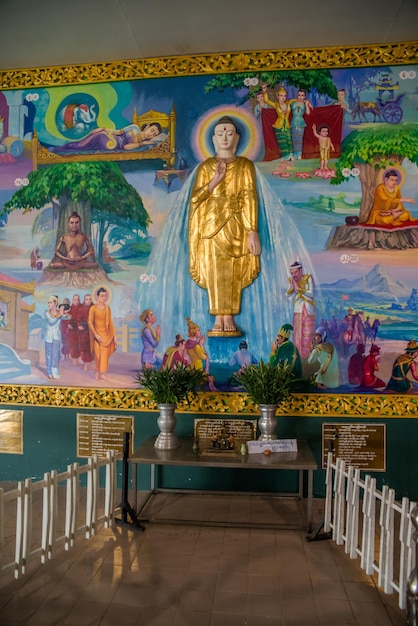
<box><xmin>0</xmin><ymin>50</ymin><xmax>417</xmax><ymax>408</ymax></box>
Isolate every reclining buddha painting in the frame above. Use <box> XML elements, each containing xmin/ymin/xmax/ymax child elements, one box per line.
<box><xmin>0</xmin><ymin>43</ymin><xmax>417</xmax><ymax>411</ymax></box>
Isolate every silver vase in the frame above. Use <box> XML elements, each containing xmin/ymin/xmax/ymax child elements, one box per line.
<box><xmin>154</xmin><ymin>403</ymin><xmax>180</xmax><ymax>450</ymax></box>
<box><xmin>258</xmin><ymin>404</ymin><xmax>278</xmax><ymax>440</ymax></box>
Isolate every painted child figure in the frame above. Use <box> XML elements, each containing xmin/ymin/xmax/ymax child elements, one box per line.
<box><xmin>312</xmin><ymin>123</ymin><xmax>335</xmax><ymax>171</ymax></box>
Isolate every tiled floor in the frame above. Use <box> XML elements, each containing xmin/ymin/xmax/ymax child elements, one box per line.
<box><xmin>0</xmin><ymin>492</ymin><xmax>407</xmax><ymax>625</ymax></box>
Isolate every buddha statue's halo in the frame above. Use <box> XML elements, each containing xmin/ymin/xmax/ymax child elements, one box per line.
<box><xmin>191</xmin><ymin>105</ymin><xmax>261</xmax><ymax>161</ymax></box>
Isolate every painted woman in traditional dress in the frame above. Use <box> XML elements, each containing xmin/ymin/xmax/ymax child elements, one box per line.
<box><xmin>289</xmin><ymin>89</ymin><xmax>312</xmax><ymax>160</ymax></box>
<box><xmin>53</xmin><ymin>123</ymin><xmax>162</xmax><ymax>153</ymax></box>
<box><xmin>261</xmin><ymin>83</ymin><xmax>293</xmax><ymax>161</ymax></box>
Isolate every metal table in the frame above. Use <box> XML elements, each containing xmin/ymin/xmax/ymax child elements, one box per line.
<box><xmin>129</xmin><ymin>437</ymin><xmax>317</xmax><ymax>531</ymax></box>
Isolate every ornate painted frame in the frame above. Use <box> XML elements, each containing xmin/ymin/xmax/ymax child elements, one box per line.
<box><xmin>0</xmin><ymin>41</ymin><xmax>417</xmax><ymax>415</ymax></box>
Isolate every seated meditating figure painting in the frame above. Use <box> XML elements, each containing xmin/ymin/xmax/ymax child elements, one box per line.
<box><xmin>50</xmin><ymin>212</ymin><xmax>98</xmax><ymax>271</ymax></box>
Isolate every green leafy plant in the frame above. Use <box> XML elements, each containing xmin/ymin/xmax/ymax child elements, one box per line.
<box><xmin>134</xmin><ymin>363</ymin><xmax>205</xmax><ymax>406</ymax></box>
<box><xmin>233</xmin><ymin>360</ymin><xmax>295</xmax><ymax>406</ymax></box>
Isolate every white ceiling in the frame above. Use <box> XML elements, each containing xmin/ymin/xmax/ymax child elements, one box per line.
<box><xmin>0</xmin><ymin>0</ymin><xmax>417</xmax><ymax>71</ymax></box>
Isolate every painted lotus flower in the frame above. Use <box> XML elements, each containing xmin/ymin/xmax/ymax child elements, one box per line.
<box><xmin>274</xmin><ymin>171</ymin><xmax>291</xmax><ymax>178</ymax></box>
<box><xmin>314</xmin><ymin>168</ymin><xmax>336</xmax><ymax>179</ymax></box>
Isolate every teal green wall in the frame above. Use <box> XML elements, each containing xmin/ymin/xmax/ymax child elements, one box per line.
<box><xmin>0</xmin><ymin>404</ymin><xmax>417</xmax><ymax>501</ymax></box>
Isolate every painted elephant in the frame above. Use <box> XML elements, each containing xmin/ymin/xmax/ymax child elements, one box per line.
<box><xmin>57</xmin><ymin>103</ymin><xmax>97</xmax><ymax>136</ymax></box>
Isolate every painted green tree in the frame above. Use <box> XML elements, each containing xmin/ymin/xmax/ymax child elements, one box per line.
<box><xmin>92</xmin><ymin>211</ymin><xmax>151</xmax><ymax>263</ymax></box>
<box><xmin>106</xmin><ymin>217</ymin><xmax>152</xmax><ymax>261</ymax></box>
<box><xmin>331</xmin><ymin>123</ymin><xmax>418</xmax><ymax>222</ymax></box>
<box><xmin>1</xmin><ymin>161</ymin><xmax>151</xmax><ymax>266</ymax></box>
<box><xmin>204</xmin><ymin>70</ymin><xmax>337</xmax><ymax>103</ymax></box>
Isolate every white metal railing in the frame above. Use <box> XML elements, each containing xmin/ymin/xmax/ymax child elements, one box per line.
<box><xmin>324</xmin><ymin>452</ymin><xmax>416</xmax><ymax>610</ymax></box>
<box><xmin>0</xmin><ymin>450</ymin><xmax>121</xmax><ymax>580</ymax></box>
<box><xmin>2</xmin><ymin>444</ymin><xmax>417</xmax><ymax>613</ymax></box>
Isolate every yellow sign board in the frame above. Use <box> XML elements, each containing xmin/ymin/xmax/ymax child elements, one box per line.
<box><xmin>0</xmin><ymin>410</ymin><xmax>23</xmax><ymax>455</ymax></box>
<box><xmin>76</xmin><ymin>413</ymin><xmax>134</xmax><ymax>458</ymax></box>
<box><xmin>322</xmin><ymin>423</ymin><xmax>386</xmax><ymax>472</ymax></box>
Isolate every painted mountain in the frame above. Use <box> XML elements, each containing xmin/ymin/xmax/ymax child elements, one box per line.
<box><xmin>320</xmin><ymin>263</ymin><xmax>411</xmax><ymax>301</ymax></box>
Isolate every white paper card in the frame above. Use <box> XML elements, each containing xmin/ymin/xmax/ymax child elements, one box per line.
<box><xmin>247</xmin><ymin>439</ymin><xmax>298</xmax><ymax>453</ymax></box>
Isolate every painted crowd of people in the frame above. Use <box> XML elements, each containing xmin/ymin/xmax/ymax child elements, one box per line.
<box><xmin>347</xmin><ymin>340</ymin><xmax>418</xmax><ymax>393</ymax></box>
<box><xmin>256</xmin><ymin>83</ymin><xmax>343</xmax><ymax>172</ymax></box>
<box><xmin>267</xmin><ymin>320</ymin><xmax>418</xmax><ymax>394</ymax></box>
<box><xmin>138</xmin><ymin>310</ymin><xmax>217</xmax><ymax>391</ymax></box>
<box><xmin>43</xmin><ymin>287</ymin><xmax>116</xmax><ymax>381</ymax></box>
<box><xmin>43</xmin><ymin>286</ymin><xmax>417</xmax><ymax>395</ymax></box>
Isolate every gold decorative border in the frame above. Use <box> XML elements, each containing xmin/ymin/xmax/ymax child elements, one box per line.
<box><xmin>1</xmin><ymin>41</ymin><xmax>417</xmax><ymax>90</ymax></box>
<box><xmin>0</xmin><ymin>385</ymin><xmax>417</xmax><ymax>417</ymax></box>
